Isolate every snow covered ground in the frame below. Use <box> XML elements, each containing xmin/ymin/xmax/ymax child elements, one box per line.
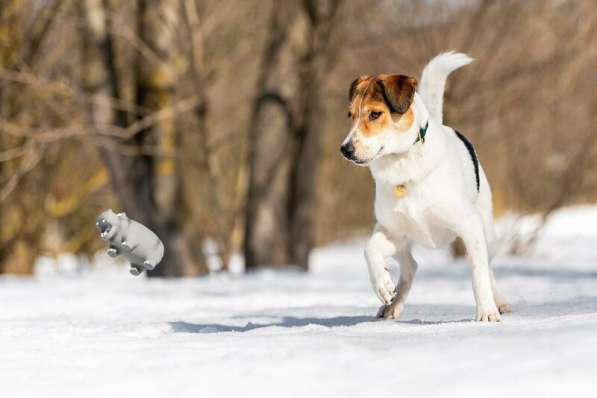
<box><xmin>2</xmin><ymin>206</ymin><xmax>597</xmax><ymax>398</ymax></box>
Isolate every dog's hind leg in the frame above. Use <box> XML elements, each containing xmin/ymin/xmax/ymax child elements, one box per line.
<box><xmin>490</xmin><ymin>269</ymin><xmax>511</xmax><ymax>314</ymax></box>
<box><xmin>475</xmin><ymin>171</ymin><xmax>511</xmax><ymax>314</ymax></box>
<box><xmin>379</xmin><ymin>246</ymin><xmax>418</xmax><ymax>320</ymax></box>
<box><xmin>458</xmin><ymin>210</ymin><xmax>500</xmax><ymax>322</ymax></box>
<box><xmin>481</xmin><ymin>214</ymin><xmax>510</xmax><ymax>313</ymax></box>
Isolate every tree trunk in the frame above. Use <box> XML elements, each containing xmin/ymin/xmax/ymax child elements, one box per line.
<box><xmin>243</xmin><ymin>2</ymin><xmax>298</xmax><ymax>269</ymax></box>
<box><xmin>81</xmin><ymin>0</ymin><xmax>208</xmax><ymax>276</ymax></box>
<box><xmin>181</xmin><ymin>0</ymin><xmax>234</xmax><ymax>270</ymax></box>
<box><xmin>133</xmin><ymin>0</ymin><xmax>184</xmax><ymax>277</ymax></box>
<box><xmin>1</xmin><ymin>6</ymin><xmax>16</xmax><ymax>274</ymax></box>
<box><xmin>0</xmin><ymin>0</ymin><xmax>46</xmax><ymax>275</ymax></box>
<box><xmin>287</xmin><ymin>0</ymin><xmax>342</xmax><ymax>269</ymax></box>
<box><xmin>244</xmin><ymin>0</ymin><xmax>342</xmax><ymax>270</ymax></box>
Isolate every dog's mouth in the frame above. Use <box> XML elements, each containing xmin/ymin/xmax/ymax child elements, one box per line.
<box><xmin>372</xmin><ymin>145</ymin><xmax>385</xmax><ymax>160</ymax></box>
<box><xmin>352</xmin><ymin>145</ymin><xmax>385</xmax><ymax>166</ymax></box>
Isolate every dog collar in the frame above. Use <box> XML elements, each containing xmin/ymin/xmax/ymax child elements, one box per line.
<box><xmin>414</xmin><ymin>121</ymin><xmax>429</xmax><ymax>144</ymax></box>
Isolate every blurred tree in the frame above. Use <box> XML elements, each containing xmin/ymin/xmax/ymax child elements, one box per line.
<box><xmin>180</xmin><ymin>0</ymin><xmax>230</xmax><ymax>270</ymax></box>
<box><xmin>244</xmin><ymin>0</ymin><xmax>343</xmax><ymax>270</ymax></box>
<box><xmin>2</xmin><ymin>0</ymin><xmax>597</xmax><ymax>275</ymax></box>
<box><xmin>0</xmin><ymin>0</ymin><xmax>64</xmax><ymax>274</ymax></box>
<box><xmin>80</xmin><ymin>0</ymin><xmax>208</xmax><ymax>276</ymax></box>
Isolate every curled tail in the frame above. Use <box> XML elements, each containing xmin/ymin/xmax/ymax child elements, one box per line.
<box><xmin>419</xmin><ymin>51</ymin><xmax>473</xmax><ymax>124</ymax></box>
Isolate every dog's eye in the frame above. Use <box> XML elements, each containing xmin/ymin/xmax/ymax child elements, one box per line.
<box><xmin>347</xmin><ymin>111</ymin><xmax>352</xmax><ymax>118</ymax></box>
<box><xmin>369</xmin><ymin>111</ymin><xmax>382</xmax><ymax>121</ymax></box>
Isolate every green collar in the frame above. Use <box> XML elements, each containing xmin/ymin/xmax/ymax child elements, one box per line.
<box><xmin>414</xmin><ymin>121</ymin><xmax>429</xmax><ymax>144</ymax></box>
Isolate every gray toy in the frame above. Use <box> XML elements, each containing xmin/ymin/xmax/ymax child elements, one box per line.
<box><xmin>96</xmin><ymin>209</ymin><xmax>164</xmax><ymax>276</ymax></box>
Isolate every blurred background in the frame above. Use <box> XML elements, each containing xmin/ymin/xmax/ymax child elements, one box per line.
<box><xmin>1</xmin><ymin>0</ymin><xmax>596</xmax><ymax>277</ymax></box>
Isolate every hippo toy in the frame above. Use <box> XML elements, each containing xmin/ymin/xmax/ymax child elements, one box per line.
<box><xmin>96</xmin><ymin>209</ymin><xmax>164</xmax><ymax>276</ymax></box>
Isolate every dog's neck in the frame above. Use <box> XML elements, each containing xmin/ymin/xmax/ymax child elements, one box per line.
<box><xmin>369</xmin><ymin>96</ymin><xmax>446</xmax><ymax>187</ymax></box>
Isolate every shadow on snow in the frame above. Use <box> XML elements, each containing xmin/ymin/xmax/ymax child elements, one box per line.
<box><xmin>169</xmin><ymin>305</ymin><xmax>474</xmax><ymax>334</ymax></box>
<box><xmin>170</xmin><ymin>315</ymin><xmax>375</xmax><ymax>333</ymax></box>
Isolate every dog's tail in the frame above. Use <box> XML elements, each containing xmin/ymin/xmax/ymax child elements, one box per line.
<box><xmin>419</xmin><ymin>51</ymin><xmax>473</xmax><ymax>124</ymax></box>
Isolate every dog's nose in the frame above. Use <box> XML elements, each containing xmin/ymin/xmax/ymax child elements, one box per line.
<box><xmin>340</xmin><ymin>142</ymin><xmax>355</xmax><ymax>159</ymax></box>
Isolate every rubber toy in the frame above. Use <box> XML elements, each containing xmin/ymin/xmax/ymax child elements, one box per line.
<box><xmin>96</xmin><ymin>209</ymin><xmax>164</xmax><ymax>276</ymax></box>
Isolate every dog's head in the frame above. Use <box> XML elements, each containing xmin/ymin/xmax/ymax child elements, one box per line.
<box><xmin>340</xmin><ymin>74</ymin><xmax>419</xmax><ymax>165</ymax></box>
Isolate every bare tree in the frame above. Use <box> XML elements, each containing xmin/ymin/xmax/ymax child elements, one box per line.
<box><xmin>2</xmin><ymin>0</ymin><xmax>597</xmax><ymax>275</ymax></box>
<box><xmin>0</xmin><ymin>0</ymin><xmax>65</xmax><ymax>274</ymax></box>
<box><xmin>287</xmin><ymin>0</ymin><xmax>343</xmax><ymax>268</ymax></box>
<box><xmin>80</xmin><ymin>0</ymin><xmax>208</xmax><ymax>276</ymax></box>
<box><xmin>244</xmin><ymin>0</ymin><xmax>343</xmax><ymax>270</ymax></box>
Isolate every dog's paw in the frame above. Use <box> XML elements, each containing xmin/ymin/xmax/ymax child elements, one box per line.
<box><xmin>497</xmin><ymin>302</ymin><xmax>512</xmax><ymax>314</ymax></box>
<box><xmin>377</xmin><ymin>300</ymin><xmax>404</xmax><ymax>320</ymax></box>
<box><xmin>476</xmin><ymin>304</ymin><xmax>501</xmax><ymax>322</ymax></box>
<box><xmin>370</xmin><ymin>269</ymin><xmax>396</xmax><ymax>305</ymax></box>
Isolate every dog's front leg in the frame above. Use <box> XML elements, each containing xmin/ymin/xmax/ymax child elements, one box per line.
<box><xmin>365</xmin><ymin>225</ymin><xmax>399</xmax><ymax>305</ymax></box>
<box><xmin>459</xmin><ymin>213</ymin><xmax>500</xmax><ymax>322</ymax></box>
<box><xmin>380</xmin><ymin>247</ymin><xmax>418</xmax><ymax>319</ymax></box>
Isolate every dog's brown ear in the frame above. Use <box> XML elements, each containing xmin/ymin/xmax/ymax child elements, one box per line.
<box><xmin>349</xmin><ymin>75</ymin><xmax>370</xmax><ymax>102</ymax></box>
<box><xmin>379</xmin><ymin>74</ymin><xmax>417</xmax><ymax>114</ymax></box>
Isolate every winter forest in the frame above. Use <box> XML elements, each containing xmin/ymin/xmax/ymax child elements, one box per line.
<box><xmin>1</xmin><ymin>1</ymin><xmax>597</xmax><ymax>397</ymax></box>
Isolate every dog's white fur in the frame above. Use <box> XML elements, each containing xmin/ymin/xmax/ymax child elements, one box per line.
<box><xmin>343</xmin><ymin>52</ymin><xmax>509</xmax><ymax>321</ymax></box>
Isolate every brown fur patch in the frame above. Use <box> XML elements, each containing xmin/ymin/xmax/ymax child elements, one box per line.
<box><xmin>393</xmin><ymin>107</ymin><xmax>414</xmax><ymax>132</ymax></box>
<box><xmin>380</xmin><ymin>75</ymin><xmax>417</xmax><ymax>114</ymax></box>
<box><xmin>348</xmin><ymin>74</ymin><xmax>416</xmax><ymax>137</ymax></box>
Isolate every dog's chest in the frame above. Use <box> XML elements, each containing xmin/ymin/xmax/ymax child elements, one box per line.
<box><xmin>374</xmin><ymin>185</ymin><xmax>456</xmax><ymax>248</ymax></box>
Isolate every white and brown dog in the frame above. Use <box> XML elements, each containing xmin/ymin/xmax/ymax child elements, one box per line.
<box><xmin>341</xmin><ymin>52</ymin><xmax>510</xmax><ymax>322</ymax></box>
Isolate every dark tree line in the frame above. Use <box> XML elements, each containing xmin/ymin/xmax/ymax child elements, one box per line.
<box><xmin>1</xmin><ymin>0</ymin><xmax>596</xmax><ymax>275</ymax></box>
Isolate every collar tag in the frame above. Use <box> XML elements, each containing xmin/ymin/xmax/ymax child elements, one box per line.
<box><xmin>393</xmin><ymin>184</ymin><xmax>407</xmax><ymax>198</ymax></box>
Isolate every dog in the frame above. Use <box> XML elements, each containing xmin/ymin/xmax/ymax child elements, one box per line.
<box><xmin>340</xmin><ymin>52</ymin><xmax>510</xmax><ymax>322</ymax></box>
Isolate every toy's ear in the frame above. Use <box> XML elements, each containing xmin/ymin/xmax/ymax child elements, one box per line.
<box><xmin>117</xmin><ymin>212</ymin><xmax>127</xmax><ymax>218</ymax></box>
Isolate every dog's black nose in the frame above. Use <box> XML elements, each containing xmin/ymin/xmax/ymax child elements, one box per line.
<box><xmin>340</xmin><ymin>142</ymin><xmax>355</xmax><ymax>159</ymax></box>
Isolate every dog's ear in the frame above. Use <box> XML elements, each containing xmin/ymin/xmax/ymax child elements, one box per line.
<box><xmin>379</xmin><ymin>74</ymin><xmax>417</xmax><ymax>114</ymax></box>
<box><xmin>349</xmin><ymin>75</ymin><xmax>370</xmax><ymax>102</ymax></box>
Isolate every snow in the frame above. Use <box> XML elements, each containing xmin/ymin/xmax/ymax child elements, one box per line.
<box><xmin>2</xmin><ymin>206</ymin><xmax>597</xmax><ymax>397</ymax></box>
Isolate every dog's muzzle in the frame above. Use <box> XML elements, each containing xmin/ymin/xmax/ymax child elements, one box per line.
<box><xmin>340</xmin><ymin>141</ymin><xmax>356</xmax><ymax>161</ymax></box>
